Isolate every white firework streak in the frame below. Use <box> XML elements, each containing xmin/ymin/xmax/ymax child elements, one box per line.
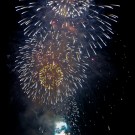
<box><xmin>15</xmin><ymin>0</ymin><xmax>119</xmax><ymax>54</ymax></box>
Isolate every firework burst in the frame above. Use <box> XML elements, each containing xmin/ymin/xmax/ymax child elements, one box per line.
<box><xmin>15</xmin><ymin>0</ymin><xmax>119</xmax><ymax>55</ymax></box>
<box><xmin>47</xmin><ymin>0</ymin><xmax>91</xmax><ymax>18</ymax></box>
<box><xmin>15</xmin><ymin>34</ymin><xmax>89</xmax><ymax>104</ymax></box>
<box><xmin>66</xmin><ymin>4</ymin><xmax>119</xmax><ymax>54</ymax></box>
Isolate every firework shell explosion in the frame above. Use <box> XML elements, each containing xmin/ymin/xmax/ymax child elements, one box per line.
<box><xmin>46</xmin><ymin>0</ymin><xmax>91</xmax><ymax>18</ymax></box>
<box><xmin>15</xmin><ymin>34</ymin><xmax>89</xmax><ymax>104</ymax></box>
<box><xmin>16</xmin><ymin>0</ymin><xmax>119</xmax><ymax>51</ymax></box>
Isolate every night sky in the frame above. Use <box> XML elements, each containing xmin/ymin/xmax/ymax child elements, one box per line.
<box><xmin>0</xmin><ymin>0</ymin><xmax>132</xmax><ymax>135</ymax></box>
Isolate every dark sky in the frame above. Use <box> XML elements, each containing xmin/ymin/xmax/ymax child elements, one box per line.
<box><xmin>0</xmin><ymin>0</ymin><xmax>133</xmax><ymax>135</ymax></box>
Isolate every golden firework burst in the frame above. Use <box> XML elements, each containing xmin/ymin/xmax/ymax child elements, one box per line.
<box><xmin>39</xmin><ymin>63</ymin><xmax>64</xmax><ymax>90</ymax></box>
